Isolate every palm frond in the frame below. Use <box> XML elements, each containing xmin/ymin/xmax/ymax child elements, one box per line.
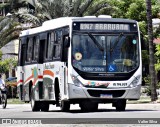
<box><xmin>72</xmin><ymin>0</ymin><xmax>82</xmax><ymax>16</ymax></box>
<box><xmin>86</xmin><ymin>2</ymin><xmax>109</xmax><ymax>15</ymax></box>
<box><xmin>78</xmin><ymin>0</ymin><xmax>94</xmax><ymax>16</ymax></box>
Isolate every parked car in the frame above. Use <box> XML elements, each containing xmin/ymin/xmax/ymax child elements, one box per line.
<box><xmin>6</xmin><ymin>77</ymin><xmax>17</xmax><ymax>82</ymax></box>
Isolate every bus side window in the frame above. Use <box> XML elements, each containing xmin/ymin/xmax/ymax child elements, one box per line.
<box><xmin>53</xmin><ymin>30</ymin><xmax>62</xmax><ymax>59</ymax></box>
<box><xmin>26</xmin><ymin>38</ymin><xmax>33</xmax><ymax>63</ymax></box>
<box><xmin>18</xmin><ymin>39</ymin><xmax>27</xmax><ymax>66</ymax></box>
<box><xmin>63</xmin><ymin>27</ymin><xmax>69</xmax><ymax>35</ymax></box>
<box><xmin>25</xmin><ymin>38</ymin><xmax>29</xmax><ymax>63</ymax></box>
<box><xmin>48</xmin><ymin>32</ymin><xmax>54</xmax><ymax>60</ymax></box>
<box><xmin>46</xmin><ymin>33</ymin><xmax>54</xmax><ymax>60</ymax></box>
<box><xmin>18</xmin><ymin>40</ymin><xmax>22</xmax><ymax>66</ymax></box>
<box><xmin>39</xmin><ymin>39</ymin><xmax>45</xmax><ymax>63</ymax></box>
<box><xmin>33</xmin><ymin>36</ymin><xmax>39</xmax><ymax>62</ymax></box>
<box><xmin>44</xmin><ymin>34</ymin><xmax>49</xmax><ymax>60</ymax></box>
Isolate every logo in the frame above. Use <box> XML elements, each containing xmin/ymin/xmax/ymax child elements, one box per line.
<box><xmin>1</xmin><ymin>119</ymin><xmax>42</xmax><ymax>124</ymax></box>
<box><xmin>2</xmin><ymin>119</ymin><xmax>11</xmax><ymax>124</ymax></box>
<box><xmin>75</xmin><ymin>52</ymin><xmax>82</xmax><ymax>61</ymax></box>
<box><xmin>108</xmin><ymin>64</ymin><xmax>117</xmax><ymax>72</ymax></box>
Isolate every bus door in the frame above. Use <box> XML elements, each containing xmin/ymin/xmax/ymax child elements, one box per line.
<box><xmin>37</xmin><ymin>38</ymin><xmax>45</xmax><ymax>100</ymax></box>
<box><xmin>59</xmin><ymin>34</ymin><xmax>70</xmax><ymax>100</ymax></box>
<box><xmin>59</xmin><ymin>62</ymin><xmax>68</xmax><ymax>100</ymax></box>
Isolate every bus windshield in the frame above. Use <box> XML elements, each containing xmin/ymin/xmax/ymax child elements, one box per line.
<box><xmin>72</xmin><ymin>33</ymin><xmax>139</xmax><ymax>73</ymax></box>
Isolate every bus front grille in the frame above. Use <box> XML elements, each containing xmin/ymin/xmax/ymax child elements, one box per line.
<box><xmin>87</xmin><ymin>90</ymin><xmax>125</xmax><ymax>98</ymax></box>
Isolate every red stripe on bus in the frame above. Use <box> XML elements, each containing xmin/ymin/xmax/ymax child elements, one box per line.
<box><xmin>43</xmin><ymin>70</ymin><xmax>54</xmax><ymax>77</ymax></box>
<box><xmin>38</xmin><ymin>75</ymin><xmax>43</xmax><ymax>79</ymax></box>
<box><xmin>17</xmin><ymin>75</ymin><xmax>43</xmax><ymax>86</ymax></box>
<box><xmin>33</xmin><ymin>78</ymin><xmax>38</xmax><ymax>86</ymax></box>
<box><xmin>17</xmin><ymin>80</ymin><xmax>23</xmax><ymax>85</ymax></box>
<box><xmin>24</xmin><ymin>75</ymin><xmax>33</xmax><ymax>84</ymax></box>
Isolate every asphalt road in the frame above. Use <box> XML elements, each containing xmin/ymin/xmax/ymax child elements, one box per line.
<box><xmin>0</xmin><ymin>103</ymin><xmax>160</xmax><ymax>118</ymax></box>
<box><xmin>0</xmin><ymin>103</ymin><xmax>160</xmax><ymax>126</ymax></box>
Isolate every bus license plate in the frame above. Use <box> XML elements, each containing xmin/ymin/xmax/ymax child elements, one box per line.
<box><xmin>100</xmin><ymin>94</ymin><xmax>112</xmax><ymax>98</ymax></box>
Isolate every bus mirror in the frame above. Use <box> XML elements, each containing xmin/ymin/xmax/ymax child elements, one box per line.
<box><xmin>62</xmin><ymin>35</ymin><xmax>70</xmax><ymax>62</ymax></box>
<box><xmin>63</xmin><ymin>36</ymin><xmax>70</xmax><ymax>48</ymax></box>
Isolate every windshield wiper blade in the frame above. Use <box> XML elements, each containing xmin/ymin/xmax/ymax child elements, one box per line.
<box><xmin>87</xmin><ymin>33</ymin><xmax>104</xmax><ymax>52</ymax></box>
<box><xmin>110</xmin><ymin>33</ymin><xmax>124</xmax><ymax>52</ymax></box>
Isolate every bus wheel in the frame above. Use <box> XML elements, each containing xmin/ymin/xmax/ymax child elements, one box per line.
<box><xmin>41</xmin><ymin>103</ymin><xmax>49</xmax><ymax>112</ymax></box>
<box><xmin>115</xmin><ymin>99</ymin><xmax>126</xmax><ymax>111</ymax></box>
<box><xmin>31</xmin><ymin>90</ymin><xmax>40</xmax><ymax>112</ymax></box>
<box><xmin>60</xmin><ymin>100</ymin><xmax>70</xmax><ymax>112</ymax></box>
<box><xmin>80</xmin><ymin>101</ymin><xmax>98</xmax><ymax>112</ymax></box>
<box><xmin>58</xmin><ymin>92</ymin><xmax>70</xmax><ymax>112</ymax></box>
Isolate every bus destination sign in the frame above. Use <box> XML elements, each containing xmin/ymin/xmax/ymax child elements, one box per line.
<box><xmin>80</xmin><ymin>23</ymin><xmax>129</xmax><ymax>31</ymax></box>
<box><xmin>72</xmin><ymin>22</ymin><xmax>137</xmax><ymax>32</ymax></box>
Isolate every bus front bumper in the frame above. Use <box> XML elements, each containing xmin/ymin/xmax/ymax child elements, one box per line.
<box><xmin>68</xmin><ymin>84</ymin><xmax>141</xmax><ymax>100</ymax></box>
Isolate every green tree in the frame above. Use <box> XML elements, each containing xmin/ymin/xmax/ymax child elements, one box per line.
<box><xmin>0</xmin><ymin>58</ymin><xmax>17</xmax><ymax>75</ymax></box>
<box><xmin>106</xmin><ymin>0</ymin><xmax>160</xmax><ymax>35</ymax></box>
<box><xmin>0</xmin><ymin>50</ymin><xmax>2</xmax><ymax>60</ymax></box>
<box><xmin>146</xmin><ymin>0</ymin><xmax>157</xmax><ymax>101</ymax></box>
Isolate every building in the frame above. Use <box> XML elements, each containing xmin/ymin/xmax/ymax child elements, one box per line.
<box><xmin>0</xmin><ymin>40</ymin><xmax>18</xmax><ymax>60</ymax></box>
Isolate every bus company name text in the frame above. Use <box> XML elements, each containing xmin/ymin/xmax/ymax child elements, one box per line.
<box><xmin>44</xmin><ymin>64</ymin><xmax>54</xmax><ymax>69</ymax></box>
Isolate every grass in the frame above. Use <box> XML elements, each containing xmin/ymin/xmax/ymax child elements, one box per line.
<box><xmin>7</xmin><ymin>98</ymin><xmax>26</xmax><ymax>104</ymax></box>
<box><xmin>127</xmin><ymin>96</ymin><xmax>160</xmax><ymax>104</ymax></box>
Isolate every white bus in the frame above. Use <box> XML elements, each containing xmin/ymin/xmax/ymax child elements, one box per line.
<box><xmin>17</xmin><ymin>16</ymin><xmax>142</xmax><ymax>112</ymax></box>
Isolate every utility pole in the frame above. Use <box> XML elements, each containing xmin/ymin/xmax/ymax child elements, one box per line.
<box><xmin>145</xmin><ymin>0</ymin><xmax>157</xmax><ymax>101</ymax></box>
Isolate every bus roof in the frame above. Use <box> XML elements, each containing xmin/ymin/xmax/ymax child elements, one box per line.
<box><xmin>20</xmin><ymin>17</ymin><xmax>137</xmax><ymax>37</ymax></box>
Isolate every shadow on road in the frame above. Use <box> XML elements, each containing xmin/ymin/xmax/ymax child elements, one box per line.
<box><xmin>67</xmin><ymin>109</ymin><xmax>157</xmax><ymax>113</ymax></box>
<box><xmin>21</xmin><ymin>108</ymin><xmax>158</xmax><ymax>113</ymax></box>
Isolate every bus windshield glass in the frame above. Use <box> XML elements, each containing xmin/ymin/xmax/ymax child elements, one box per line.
<box><xmin>72</xmin><ymin>33</ymin><xmax>139</xmax><ymax>73</ymax></box>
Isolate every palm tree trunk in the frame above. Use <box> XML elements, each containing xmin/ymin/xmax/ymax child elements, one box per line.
<box><xmin>145</xmin><ymin>0</ymin><xmax>157</xmax><ymax>101</ymax></box>
<box><xmin>69</xmin><ymin>0</ymin><xmax>72</xmax><ymax>16</ymax></box>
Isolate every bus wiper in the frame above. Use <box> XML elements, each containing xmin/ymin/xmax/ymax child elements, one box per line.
<box><xmin>87</xmin><ymin>33</ymin><xmax>104</xmax><ymax>52</ymax></box>
<box><xmin>110</xmin><ymin>33</ymin><xmax>124</xmax><ymax>52</ymax></box>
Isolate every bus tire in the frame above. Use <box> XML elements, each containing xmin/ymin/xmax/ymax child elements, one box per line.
<box><xmin>31</xmin><ymin>90</ymin><xmax>40</xmax><ymax>112</ymax></box>
<box><xmin>41</xmin><ymin>103</ymin><xmax>49</xmax><ymax>112</ymax></box>
<box><xmin>2</xmin><ymin>93</ymin><xmax>7</xmax><ymax>109</ymax></box>
<box><xmin>80</xmin><ymin>101</ymin><xmax>98</xmax><ymax>112</ymax></box>
<box><xmin>60</xmin><ymin>100</ymin><xmax>70</xmax><ymax>112</ymax></box>
<box><xmin>115</xmin><ymin>99</ymin><xmax>126</xmax><ymax>111</ymax></box>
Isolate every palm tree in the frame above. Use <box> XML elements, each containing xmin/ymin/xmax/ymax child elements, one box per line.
<box><xmin>0</xmin><ymin>0</ymin><xmax>40</xmax><ymax>48</ymax></box>
<box><xmin>0</xmin><ymin>16</ymin><xmax>20</xmax><ymax>48</ymax></box>
<box><xmin>0</xmin><ymin>0</ymin><xmax>111</xmax><ymax>47</ymax></box>
<box><xmin>21</xmin><ymin>0</ymin><xmax>111</xmax><ymax>25</ymax></box>
<box><xmin>146</xmin><ymin>0</ymin><xmax>157</xmax><ymax>101</ymax></box>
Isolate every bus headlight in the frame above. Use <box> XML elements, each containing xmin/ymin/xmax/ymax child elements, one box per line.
<box><xmin>71</xmin><ymin>75</ymin><xmax>83</xmax><ymax>87</ymax></box>
<box><xmin>129</xmin><ymin>75</ymin><xmax>141</xmax><ymax>88</ymax></box>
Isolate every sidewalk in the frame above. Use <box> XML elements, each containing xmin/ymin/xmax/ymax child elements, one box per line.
<box><xmin>127</xmin><ymin>95</ymin><xmax>160</xmax><ymax>104</ymax></box>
